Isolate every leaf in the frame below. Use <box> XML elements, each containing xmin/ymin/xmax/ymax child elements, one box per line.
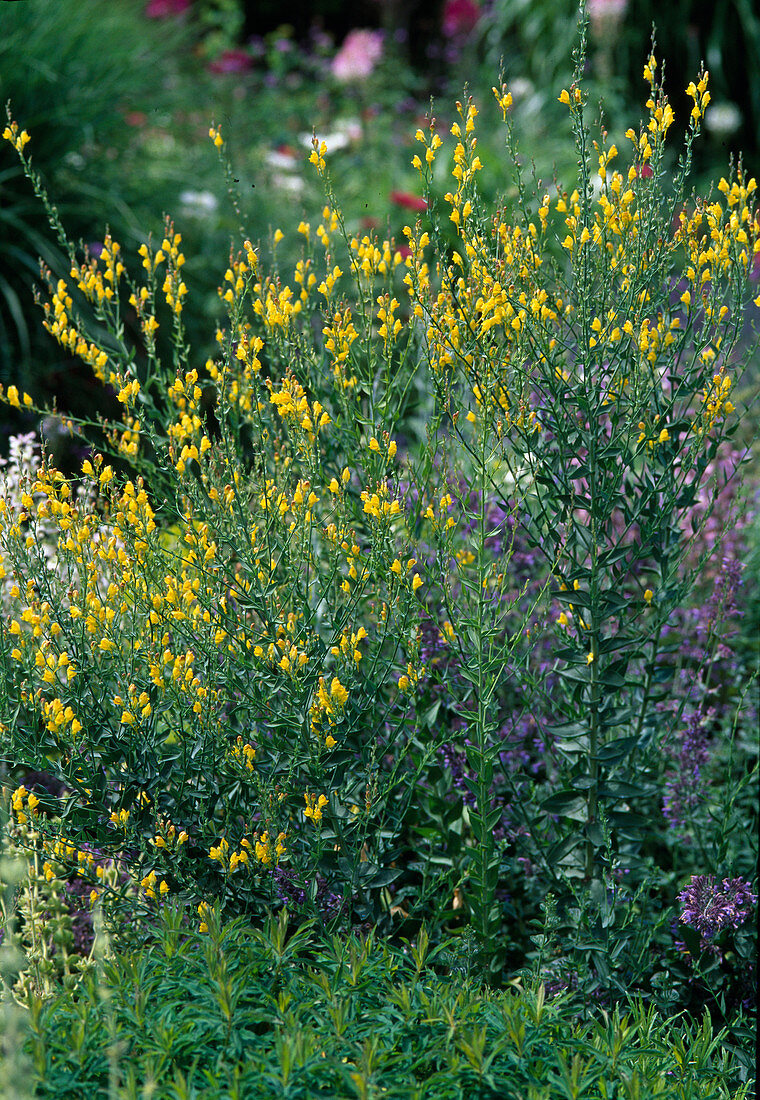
<box><xmin>554</xmin><ymin>589</ymin><xmax>591</xmax><ymax>609</ymax></box>
<box><xmin>570</xmin><ymin>775</ymin><xmax>596</xmax><ymax>790</ymax></box>
<box><xmin>541</xmin><ymin>791</ymin><xmax>586</xmax><ymax>818</ymax></box>
<box><xmin>597</xmin><ymin>544</ymin><xmax>633</xmax><ymax>568</ymax></box>
<box><xmin>606</xmin><ymin>809</ymin><xmax>650</xmax><ymax>832</ymax></box>
<box><xmin>598</xmin><ymin>634</ymin><xmax>636</xmax><ymax>654</ymax></box>
<box><xmin>544</xmin><ymin>719</ymin><xmax>588</xmax><ymax>740</ymax></box>
<box><xmin>422</xmin><ymin>700</ymin><xmax>442</xmax><ymax>728</ymax></box>
<box><xmin>599</xmin><ymin>590</ymin><xmax>630</xmax><ymax>614</ymax></box>
<box><xmin>357</xmin><ymin>864</ymin><xmax>403</xmax><ymax>887</ymax></box>
<box><xmin>594</xmin><ymin>736</ymin><xmax>637</xmax><ymax>763</ymax></box>
<box><xmin>557</xmin><ymin>666</ymin><xmax>591</xmax><ymax>684</ymax></box>
<box><xmin>598</xmin><ymin>706</ymin><xmax>633</xmax><ymax>725</ymax></box>
<box><xmin>598</xmin><ymin>781</ymin><xmax>647</xmax><ymax>800</ymax></box>
<box><xmin>546</xmin><ymin>835</ymin><xmax>582</xmax><ymax>864</ymax></box>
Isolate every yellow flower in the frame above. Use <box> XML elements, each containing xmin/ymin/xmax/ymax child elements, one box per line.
<box><xmin>330</xmin><ymin>677</ymin><xmax>349</xmax><ymax>707</ymax></box>
<box><xmin>304</xmin><ymin>792</ymin><xmax>329</xmax><ymax>823</ymax></box>
<box><xmin>209</xmin><ymin>837</ymin><xmax>229</xmax><ymax>865</ymax></box>
<box><xmin>644</xmin><ymin>589</ymin><xmax>654</xmax><ymax>604</ymax></box>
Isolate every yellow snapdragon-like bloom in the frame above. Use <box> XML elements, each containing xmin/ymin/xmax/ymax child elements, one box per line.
<box><xmin>304</xmin><ymin>792</ymin><xmax>329</xmax><ymax>823</ymax></box>
<box><xmin>2</xmin><ymin>121</ymin><xmax>31</xmax><ymax>154</ymax></box>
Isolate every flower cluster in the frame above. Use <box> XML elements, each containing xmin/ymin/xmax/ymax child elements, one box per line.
<box><xmin>331</xmin><ymin>29</ymin><xmax>383</xmax><ymax>83</ymax></box>
<box><xmin>1</xmin><ymin>45</ymin><xmax>757</xmax><ymax>966</ymax></box>
<box><xmin>662</xmin><ymin>709</ymin><xmax>712</xmax><ymax>833</ymax></box>
<box><xmin>678</xmin><ymin>875</ymin><xmax>757</xmax><ymax>946</ymax></box>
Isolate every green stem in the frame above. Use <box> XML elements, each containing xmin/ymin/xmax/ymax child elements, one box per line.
<box><xmin>473</xmin><ymin>418</ymin><xmax>496</xmax><ymax>963</ymax></box>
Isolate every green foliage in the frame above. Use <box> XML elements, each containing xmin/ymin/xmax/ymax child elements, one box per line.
<box><xmin>15</xmin><ymin>905</ymin><xmax>752</xmax><ymax>1100</ymax></box>
<box><xmin>0</xmin><ymin>16</ymin><xmax>757</xmax><ymax>1096</ymax></box>
<box><xmin>0</xmin><ymin>0</ymin><xmax>190</xmax><ymax>393</ymax></box>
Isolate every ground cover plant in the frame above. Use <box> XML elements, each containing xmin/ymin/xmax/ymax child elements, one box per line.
<box><xmin>0</xmin><ymin>13</ymin><xmax>757</xmax><ymax>1097</ymax></box>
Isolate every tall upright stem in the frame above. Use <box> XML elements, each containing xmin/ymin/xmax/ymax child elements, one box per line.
<box><xmin>472</xmin><ymin>420</ymin><xmax>497</xmax><ymax>961</ymax></box>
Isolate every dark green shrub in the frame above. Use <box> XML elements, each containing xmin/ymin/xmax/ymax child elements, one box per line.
<box><xmin>19</xmin><ymin>905</ymin><xmax>754</xmax><ymax>1100</ymax></box>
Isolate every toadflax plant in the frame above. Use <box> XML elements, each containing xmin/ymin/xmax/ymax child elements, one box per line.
<box><xmin>0</xmin><ymin>19</ymin><xmax>758</xmax><ymax>987</ymax></box>
<box><xmin>0</xmin><ymin>109</ymin><xmax>538</xmax><ymax>944</ymax></box>
<box><xmin>399</xmin><ymin>35</ymin><xmax>758</xmax><ymax>969</ymax></box>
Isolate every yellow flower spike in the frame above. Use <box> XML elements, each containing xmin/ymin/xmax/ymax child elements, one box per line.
<box><xmin>329</xmin><ymin>676</ymin><xmax>349</xmax><ymax>706</ymax></box>
<box><xmin>304</xmin><ymin>792</ymin><xmax>329</xmax><ymax>823</ymax></box>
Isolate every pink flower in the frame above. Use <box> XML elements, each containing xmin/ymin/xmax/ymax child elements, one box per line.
<box><xmin>442</xmin><ymin>0</ymin><xmax>480</xmax><ymax>38</ymax></box>
<box><xmin>587</xmin><ymin>0</ymin><xmax>627</xmax><ymax>19</ymax></box>
<box><xmin>145</xmin><ymin>0</ymin><xmax>190</xmax><ymax>18</ymax></box>
<box><xmin>390</xmin><ymin>190</ymin><xmax>427</xmax><ymax>212</ymax></box>
<box><xmin>331</xmin><ymin>29</ymin><xmax>384</xmax><ymax>83</ymax></box>
<box><xmin>208</xmin><ymin>49</ymin><xmax>252</xmax><ymax>74</ymax></box>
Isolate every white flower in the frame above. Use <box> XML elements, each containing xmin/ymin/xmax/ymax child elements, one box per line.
<box><xmin>179</xmin><ymin>190</ymin><xmax>218</xmax><ymax>215</ymax></box>
<box><xmin>705</xmin><ymin>102</ymin><xmax>742</xmax><ymax>137</ymax></box>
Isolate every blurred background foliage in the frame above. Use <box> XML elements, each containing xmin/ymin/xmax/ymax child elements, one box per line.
<box><xmin>0</xmin><ymin>0</ymin><xmax>758</xmax><ymax>442</ymax></box>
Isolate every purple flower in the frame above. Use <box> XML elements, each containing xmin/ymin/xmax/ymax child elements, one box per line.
<box><xmin>662</xmin><ymin>708</ymin><xmax>711</xmax><ymax>832</ymax></box>
<box><xmin>439</xmin><ymin>740</ymin><xmax>476</xmax><ymax>805</ymax></box>
<box><xmin>272</xmin><ymin>867</ymin><xmax>343</xmax><ymax>921</ymax></box>
<box><xmin>678</xmin><ymin>875</ymin><xmax>757</xmax><ymax>946</ymax></box>
<box><xmin>696</xmin><ymin>555</ymin><xmax>744</xmax><ymax>644</ymax></box>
